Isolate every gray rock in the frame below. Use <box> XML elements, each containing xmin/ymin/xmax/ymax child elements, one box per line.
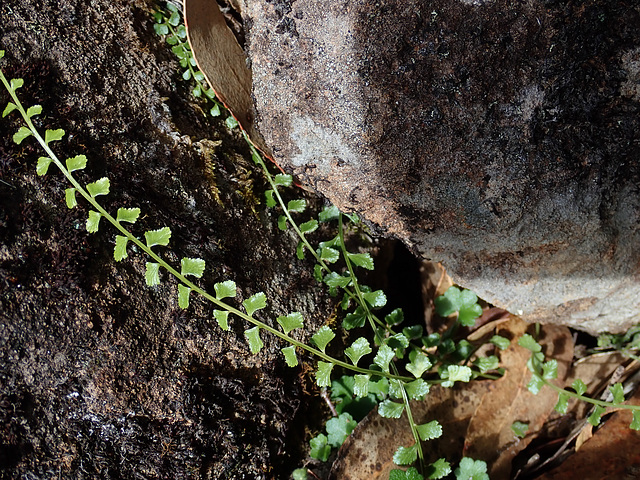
<box><xmin>244</xmin><ymin>0</ymin><xmax>640</xmax><ymax>334</ymax></box>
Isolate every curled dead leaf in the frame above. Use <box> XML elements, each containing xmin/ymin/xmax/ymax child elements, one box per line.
<box><xmin>184</xmin><ymin>0</ymin><xmax>270</xmax><ymax>154</ymax></box>
<box><xmin>421</xmin><ymin>261</ymin><xmax>453</xmax><ymax>334</ymax></box>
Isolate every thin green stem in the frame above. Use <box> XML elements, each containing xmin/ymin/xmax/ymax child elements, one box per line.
<box><xmin>337</xmin><ymin>212</ymin><xmax>425</xmax><ymax>469</ymax></box>
<box><xmin>621</xmin><ymin>349</ymin><xmax>640</xmax><ymax>363</ymax></box>
<box><xmin>531</xmin><ymin>360</ymin><xmax>640</xmax><ymax>412</ymax></box>
<box><xmin>338</xmin><ymin>213</ymin><xmax>379</xmax><ymax>337</ymax></box>
<box><xmin>254</xmin><ymin>146</ymin><xmax>391</xmax><ymax>335</ymax></box>
<box><xmin>257</xmin><ymin>152</ymin><xmax>331</xmax><ymax>274</ymax></box>
<box><xmin>399</xmin><ymin>383</ymin><xmax>425</xmax><ymax>468</ymax></box>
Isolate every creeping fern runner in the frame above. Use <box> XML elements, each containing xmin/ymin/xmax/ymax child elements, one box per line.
<box><xmin>519</xmin><ymin>332</ymin><xmax>640</xmax><ymax>429</ymax></box>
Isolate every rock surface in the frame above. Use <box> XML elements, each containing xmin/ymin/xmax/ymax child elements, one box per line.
<box><xmin>0</xmin><ymin>0</ymin><xmax>334</xmax><ymax>477</ymax></box>
<box><xmin>244</xmin><ymin>0</ymin><xmax>640</xmax><ymax>334</ymax></box>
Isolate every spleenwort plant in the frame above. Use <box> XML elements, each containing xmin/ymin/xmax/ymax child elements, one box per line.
<box><xmin>137</xmin><ymin>4</ymin><xmax>640</xmax><ymax>474</ymax></box>
<box><xmin>0</xmin><ymin>50</ymin><xmax>413</xmax><ymax>374</ymax></box>
<box><xmin>0</xmin><ymin>48</ymin><xmax>422</xmax><ymax>473</ymax></box>
<box><xmin>5</xmin><ymin>4</ymin><xmax>640</xmax><ymax>475</ymax></box>
<box><xmin>250</xmin><ymin>139</ymin><xmax>507</xmax><ymax>478</ymax></box>
<box><xmin>150</xmin><ymin>2</ymin><xmax>505</xmax><ymax>472</ymax></box>
<box><xmin>0</xmin><ymin>45</ymin><xmax>493</xmax><ymax>478</ymax></box>
<box><xmin>595</xmin><ymin>325</ymin><xmax>640</xmax><ymax>362</ymax></box>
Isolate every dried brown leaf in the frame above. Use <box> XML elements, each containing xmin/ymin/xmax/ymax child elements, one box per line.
<box><xmin>421</xmin><ymin>261</ymin><xmax>453</xmax><ymax>333</ymax></box>
<box><xmin>184</xmin><ymin>0</ymin><xmax>270</xmax><ymax>153</ymax></box>
<box><xmin>574</xmin><ymin>423</ymin><xmax>593</xmax><ymax>451</ymax></box>
<box><xmin>536</xmin><ymin>389</ymin><xmax>640</xmax><ymax>480</ymax></box>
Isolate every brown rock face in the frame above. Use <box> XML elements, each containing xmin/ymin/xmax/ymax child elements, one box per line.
<box><xmin>1</xmin><ymin>0</ymin><xmax>334</xmax><ymax>476</ymax></box>
<box><xmin>244</xmin><ymin>0</ymin><xmax>640</xmax><ymax>333</ymax></box>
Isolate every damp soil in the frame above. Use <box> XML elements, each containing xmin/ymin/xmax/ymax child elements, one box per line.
<box><xmin>0</xmin><ymin>0</ymin><xmax>339</xmax><ymax>478</ymax></box>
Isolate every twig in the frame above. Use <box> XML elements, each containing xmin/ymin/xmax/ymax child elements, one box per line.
<box><xmin>321</xmin><ymin>388</ymin><xmax>338</xmax><ymax>417</ymax></box>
